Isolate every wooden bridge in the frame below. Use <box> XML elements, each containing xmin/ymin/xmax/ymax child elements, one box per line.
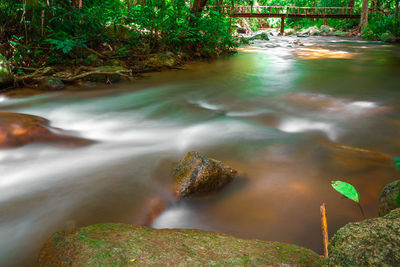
<box><xmin>217</xmin><ymin>6</ymin><xmax>362</xmax><ymax>34</ymax></box>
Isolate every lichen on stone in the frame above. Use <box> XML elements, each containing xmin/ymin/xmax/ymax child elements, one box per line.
<box><xmin>328</xmin><ymin>208</ymin><xmax>400</xmax><ymax>266</ymax></box>
<box><xmin>38</xmin><ymin>223</ymin><xmax>323</xmax><ymax>266</ymax></box>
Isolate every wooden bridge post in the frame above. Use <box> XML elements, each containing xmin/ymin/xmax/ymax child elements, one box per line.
<box><xmin>280</xmin><ymin>17</ymin><xmax>285</xmax><ymax>35</ymax></box>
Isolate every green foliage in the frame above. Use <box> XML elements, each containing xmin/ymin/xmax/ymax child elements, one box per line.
<box><xmin>331</xmin><ymin>180</ymin><xmax>360</xmax><ymax>203</ymax></box>
<box><xmin>1</xmin><ymin>0</ymin><xmax>236</xmax><ymax>67</ymax></box>
<box><xmin>2</xmin><ymin>0</ymin><xmax>398</xmax><ymax>67</ymax></box>
<box><xmin>8</xmin><ymin>35</ymin><xmax>28</xmax><ymax>65</ymax></box>
<box><xmin>239</xmin><ymin>37</ymin><xmax>250</xmax><ymax>44</ymax></box>
<box><xmin>362</xmin><ymin>14</ymin><xmax>400</xmax><ymax>41</ymax></box>
<box><xmin>45</xmin><ymin>38</ymin><xmax>87</xmax><ymax>54</ymax></box>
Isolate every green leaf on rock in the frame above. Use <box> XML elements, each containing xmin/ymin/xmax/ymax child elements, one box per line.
<box><xmin>331</xmin><ymin>180</ymin><xmax>360</xmax><ymax>203</ymax></box>
<box><xmin>130</xmin><ymin>258</ymin><xmax>136</xmax><ymax>262</ymax></box>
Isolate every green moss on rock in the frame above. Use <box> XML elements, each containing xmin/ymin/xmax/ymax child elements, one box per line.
<box><xmin>378</xmin><ymin>180</ymin><xmax>400</xmax><ymax>217</ymax></box>
<box><xmin>38</xmin><ymin>223</ymin><xmax>323</xmax><ymax>267</ymax></box>
<box><xmin>328</xmin><ymin>208</ymin><xmax>400</xmax><ymax>266</ymax></box>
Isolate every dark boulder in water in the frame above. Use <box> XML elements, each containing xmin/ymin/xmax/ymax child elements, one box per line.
<box><xmin>174</xmin><ymin>151</ymin><xmax>237</xmax><ymax>198</ymax></box>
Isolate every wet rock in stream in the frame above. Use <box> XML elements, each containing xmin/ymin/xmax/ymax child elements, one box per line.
<box><xmin>0</xmin><ymin>112</ymin><xmax>94</xmax><ymax>149</ymax></box>
<box><xmin>174</xmin><ymin>151</ymin><xmax>237</xmax><ymax>198</ymax></box>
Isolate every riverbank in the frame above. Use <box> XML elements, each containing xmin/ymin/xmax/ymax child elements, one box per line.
<box><xmin>0</xmin><ymin>49</ymin><xmax>235</xmax><ymax>93</ymax></box>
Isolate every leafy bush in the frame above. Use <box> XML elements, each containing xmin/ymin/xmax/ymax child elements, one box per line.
<box><xmin>1</xmin><ymin>0</ymin><xmax>236</xmax><ymax>67</ymax></box>
<box><xmin>362</xmin><ymin>14</ymin><xmax>400</xmax><ymax>41</ymax></box>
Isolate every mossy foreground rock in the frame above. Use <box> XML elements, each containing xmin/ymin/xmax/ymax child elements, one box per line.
<box><xmin>174</xmin><ymin>151</ymin><xmax>237</xmax><ymax>198</ymax></box>
<box><xmin>0</xmin><ymin>53</ymin><xmax>13</xmax><ymax>88</ymax></box>
<box><xmin>38</xmin><ymin>223</ymin><xmax>323</xmax><ymax>267</ymax></box>
<box><xmin>378</xmin><ymin>180</ymin><xmax>400</xmax><ymax>217</ymax></box>
<box><xmin>328</xmin><ymin>208</ymin><xmax>400</xmax><ymax>266</ymax></box>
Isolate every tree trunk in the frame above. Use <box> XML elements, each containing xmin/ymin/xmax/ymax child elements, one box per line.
<box><xmin>359</xmin><ymin>0</ymin><xmax>369</xmax><ymax>31</ymax></box>
<box><xmin>191</xmin><ymin>0</ymin><xmax>208</xmax><ymax>14</ymax></box>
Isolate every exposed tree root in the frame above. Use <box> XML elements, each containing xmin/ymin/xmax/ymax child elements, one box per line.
<box><xmin>56</xmin><ymin>67</ymin><xmax>132</xmax><ymax>82</ymax></box>
<box><xmin>16</xmin><ymin>67</ymin><xmax>54</xmax><ymax>83</ymax></box>
<box><xmin>15</xmin><ymin>66</ymin><xmax>133</xmax><ymax>84</ymax></box>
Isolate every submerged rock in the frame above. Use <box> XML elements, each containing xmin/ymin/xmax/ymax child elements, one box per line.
<box><xmin>328</xmin><ymin>208</ymin><xmax>400</xmax><ymax>266</ymax></box>
<box><xmin>378</xmin><ymin>180</ymin><xmax>400</xmax><ymax>217</ymax></box>
<box><xmin>38</xmin><ymin>223</ymin><xmax>323</xmax><ymax>266</ymax></box>
<box><xmin>174</xmin><ymin>151</ymin><xmax>237</xmax><ymax>198</ymax></box>
<box><xmin>297</xmin><ymin>34</ymin><xmax>309</xmax><ymax>38</ymax></box>
<box><xmin>0</xmin><ymin>53</ymin><xmax>14</xmax><ymax>88</ymax></box>
<box><xmin>39</xmin><ymin>77</ymin><xmax>65</xmax><ymax>91</ymax></box>
<box><xmin>0</xmin><ymin>112</ymin><xmax>93</xmax><ymax>149</ymax></box>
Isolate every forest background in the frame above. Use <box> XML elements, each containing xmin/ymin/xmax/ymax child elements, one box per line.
<box><xmin>0</xmin><ymin>0</ymin><xmax>399</xmax><ymax>75</ymax></box>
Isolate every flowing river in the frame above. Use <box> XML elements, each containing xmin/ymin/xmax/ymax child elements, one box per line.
<box><xmin>1</xmin><ymin>36</ymin><xmax>400</xmax><ymax>266</ymax></box>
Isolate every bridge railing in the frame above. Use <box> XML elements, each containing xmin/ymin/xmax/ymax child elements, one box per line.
<box><xmin>218</xmin><ymin>6</ymin><xmax>362</xmax><ymax>16</ymax></box>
